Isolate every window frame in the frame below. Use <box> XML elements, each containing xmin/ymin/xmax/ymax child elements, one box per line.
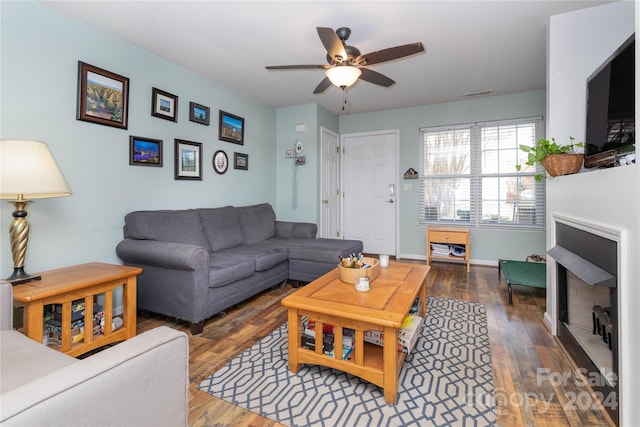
<box><xmin>419</xmin><ymin>116</ymin><xmax>544</xmax><ymax>230</ymax></box>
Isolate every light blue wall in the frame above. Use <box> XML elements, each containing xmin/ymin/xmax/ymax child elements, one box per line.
<box><xmin>274</xmin><ymin>103</ymin><xmax>339</xmax><ymax>224</ymax></box>
<box><xmin>275</xmin><ymin>103</ymin><xmax>318</xmax><ymax>222</ymax></box>
<box><xmin>1</xmin><ymin>1</ymin><xmax>548</xmax><ymax>278</ymax></box>
<box><xmin>0</xmin><ymin>2</ymin><xmax>277</xmax><ymax>277</ymax></box>
<box><xmin>339</xmin><ymin>91</ymin><xmax>547</xmax><ymax>262</ymax></box>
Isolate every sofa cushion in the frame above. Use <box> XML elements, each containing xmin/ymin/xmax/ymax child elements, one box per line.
<box><xmin>0</xmin><ymin>330</ymin><xmax>77</xmax><ymax>394</ymax></box>
<box><xmin>275</xmin><ymin>221</ymin><xmax>317</xmax><ymax>239</ymax></box>
<box><xmin>237</xmin><ymin>203</ymin><xmax>276</xmax><ymax>244</ymax></box>
<box><xmin>124</xmin><ymin>210</ymin><xmax>211</xmax><ymax>251</ymax></box>
<box><xmin>209</xmin><ymin>253</ymin><xmax>255</xmax><ymax>288</ymax></box>
<box><xmin>286</xmin><ymin>238</ymin><xmax>363</xmax><ymax>264</ymax></box>
<box><xmin>198</xmin><ymin>207</ymin><xmax>246</xmax><ymax>251</ymax></box>
<box><xmin>222</xmin><ymin>242</ymin><xmax>288</xmax><ymax>272</ymax></box>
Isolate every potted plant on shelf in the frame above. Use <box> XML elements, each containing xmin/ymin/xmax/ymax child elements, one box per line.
<box><xmin>516</xmin><ymin>137</ymin><xmax>585</xmax><ymax>180</ymax></box>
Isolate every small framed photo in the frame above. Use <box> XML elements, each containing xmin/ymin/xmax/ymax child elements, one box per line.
<box><xmin>213</xmin><ymin>150</ymin><xmax>229</xmax><ymax>174</ymax></box>
<box><xmin>174</xmin><ymin>139</ymin><xmax>202</xmax><ymax>180</ymax></box>
<box><xmin>152</xmin><ymin>87</ymin><xmax>178</xmax><ymax>122</ymax></box>
<box><xmin>219</xmin><ymin>110</ymin><xmax>245</xmax><ymax>145</ymax></box>
<box><xmin>76</xmin><ymin>61</ymin><xmax>129</xmax><ymax>129</ymax></box>
<box><xmin>189</xmin><ymin>102</ymin><xmax>210</xmax><ymax>125</ymax></box>
<box><xmin>129</xmin><ymin>136</ymin><xmax>162</xmax><ymax>167</ymax></box>
<box><xmin>234</xmin><ymin>152</ymin><xmax>248</xmax><ymax>170</ymax></box>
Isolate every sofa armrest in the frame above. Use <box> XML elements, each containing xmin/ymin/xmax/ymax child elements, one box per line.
<box><xmin>116</xmin><ymin>238</ymin><xmax>209</xmax><ymax>271</ymax></box>
<box><xmin>0</xmin><ymin>326</ymin><xmax>189</xmax><ymax>426</ymax></box>
<box><xmin>0</xmin><ymin>281</ymin><xmax>12</xmax><ymax>331</ymax></box>
<box><xmin>275</xmin><ymin>221</ymin><xmax>317</xmax><ymax>239</ymax></box>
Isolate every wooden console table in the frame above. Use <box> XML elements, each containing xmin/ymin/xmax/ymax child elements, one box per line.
<box><xmin>426</xmin><ymin>227</ymin><xmax>470</xmax><ymax>272</ymax></box>
<box><xmin>12</xmin><ymin>262</ymin><xmax>142</xmax><ymax>357</ymax></box>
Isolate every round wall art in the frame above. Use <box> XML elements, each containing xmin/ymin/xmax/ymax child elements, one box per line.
<box><xmin>213</xmin><ymin>150</ymin><xmax>228</xmax><ymax>174</ymax></box>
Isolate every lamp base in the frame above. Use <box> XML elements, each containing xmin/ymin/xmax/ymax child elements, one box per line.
<box><xmin>6</xmin><ymin>267</ymin><xmax>41</xmax><ymax>285</ymax></box>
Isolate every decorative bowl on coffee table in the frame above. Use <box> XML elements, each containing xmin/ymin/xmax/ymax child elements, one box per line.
<box><xmin>338</xmin><ymin>257</ymin><xmax>379</xmax><ymax>284</ymax></box>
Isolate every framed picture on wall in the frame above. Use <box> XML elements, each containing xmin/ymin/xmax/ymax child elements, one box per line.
<box><xmin>234</xmin><ymin>152</ymin><xmax>248</xmax><ymax>170</ymax></box>
<box><xmin>152</xmin><ymin>87</ymin><xmax>178</xmax><ymax>122</ymax></box>
<box><xmin>174</xmin><ymin>139</ymin><xmax>202</xmax><ymax>180</ymax></box>
<box><xmin>129</xmin><ymin>136</ymin><xmax>163</xmax><ymax>167</ymax></box>
<box><xmin>212</xmin><ymin>150</ymin><xmax>229</xmax><ymax>174</ymax></box>
<box><xmin>218</xmin><ymin>110</ymin><xmax>244</xmax><ymax>145</ymax></box>
<box><xmin>189</xmin><ymin>102</ymin><xmax>210</xmax><ymax>125</ymax></box>
<box><xmin>76</xmin><ymin>61</ymin><xmax>129</xmax><ymax>129</ymax></box>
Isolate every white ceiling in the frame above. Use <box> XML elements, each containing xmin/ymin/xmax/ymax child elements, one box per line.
<box><xmin>42</xmin><ymin>1</ymin><xmax>613</xmax><ymax>115</ymax></box>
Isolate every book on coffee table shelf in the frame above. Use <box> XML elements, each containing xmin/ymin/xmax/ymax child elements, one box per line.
<box><xmin>301</xmin><ymin>319</ymin><xmax>357</xmax><ymax>359</ymax></box>
<box><xmin>329</xmin><ymin>345</ymin><xmax>354</xmax><ymax>360</ymax></box>
<box><xmin>364</xmin><ymin>314</ymin><xmax>424</xmax><ymax>354</ymax></box>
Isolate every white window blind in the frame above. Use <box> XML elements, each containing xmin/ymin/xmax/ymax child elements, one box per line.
<box><xmin>419</xmin><ymin>117</ymin><xmax>544</xmax><ymax>228</ymax></box>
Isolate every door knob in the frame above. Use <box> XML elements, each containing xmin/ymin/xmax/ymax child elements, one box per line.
<box><xmin>386</xmin><ymin>199</ymin><xmax>394</xmax><ymax>203</ymax></box>
<box><xmin>322</xmin><ymin>199</ymin><xmax>329</xmax><ymax>204</ymax></box>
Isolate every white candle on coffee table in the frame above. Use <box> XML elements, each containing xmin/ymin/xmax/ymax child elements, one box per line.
<box><xmin>379</xmin><ymin>254</ymin><xmax>390</xmax><ymax>267</ymax></box>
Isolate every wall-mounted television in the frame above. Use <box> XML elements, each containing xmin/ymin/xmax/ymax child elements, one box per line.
<box><xmin>584</xmin><ymin>34</ymin><xmax>635</xmax><ymax>168</ymax></box>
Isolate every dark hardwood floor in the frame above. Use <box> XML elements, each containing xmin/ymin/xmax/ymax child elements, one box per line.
<box><xmin>136</xmin><ymin>260</ymin><xmax>615</xmax><ymax>427</ymax></box>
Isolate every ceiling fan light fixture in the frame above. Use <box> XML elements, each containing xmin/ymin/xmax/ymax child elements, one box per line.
<box><xmin>326</xmin><ymin>65</ymin><xmax>361</xmax><ymax>88</ymax></box>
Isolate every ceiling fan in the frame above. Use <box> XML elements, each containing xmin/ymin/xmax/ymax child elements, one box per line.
<box><xmin>265</xmin><ymin>27</ymin><xmax>425</xmax><ymax>94</ymax></box>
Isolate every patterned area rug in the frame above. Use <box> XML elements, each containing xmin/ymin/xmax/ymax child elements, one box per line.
<box><xmin>198</xmin><ymin>297</ymin><xmax>496</xmax><ymax>426</ymax></box>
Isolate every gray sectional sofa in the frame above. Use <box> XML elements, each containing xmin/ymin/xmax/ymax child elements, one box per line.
<box><xmin>116</xmin><ymin>203</ymin><xmax>362</xmax><ymax>334</ymax></box>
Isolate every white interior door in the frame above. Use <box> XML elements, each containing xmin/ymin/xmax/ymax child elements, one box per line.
<box><xmin>320</xmin><ymin>127</ymin><xmax>340</xmax><ymax>239</ymax></box>
<box><xmin>341</xmin><ymin>130</ymin><xmax>398</xmax><ymax>255</ymax></box>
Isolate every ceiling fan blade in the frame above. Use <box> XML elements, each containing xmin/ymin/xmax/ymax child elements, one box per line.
<box><xmin>359</xmin><ymin>68</ymin><xmax>395</xmax><ymax>87</ymax></box>
<box><xmin>317</xmin><ymin>27</ymin><xmax>347</xmax><ymax>61</ymax></box>
<box><xmin>358</xmin><ymin>42</ymin><xmax>425</xmax><ymax>66</ymax></box>
<box><xmin>265</xmin><ymin>64</ymin><xmax>329</xmax><ymax>70</ymax></box>
<box><xmin>313</xmin><ymin>77</ymin><xmax>332</xmax><ymax>94</ymax></box>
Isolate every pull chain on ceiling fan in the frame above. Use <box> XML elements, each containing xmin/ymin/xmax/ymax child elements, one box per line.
<box><xmin>265</xmin><ymin>26</ymin><xmax>425</xmax><ymax>94</ymax></box>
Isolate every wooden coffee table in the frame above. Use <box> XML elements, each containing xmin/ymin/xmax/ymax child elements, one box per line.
<box><xmin>281</xmin><ymin>261</ymin><xmax>429</xmax><ymax>404</ymax></box>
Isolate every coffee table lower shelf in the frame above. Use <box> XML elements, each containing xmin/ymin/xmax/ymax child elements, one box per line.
<box><xmin>287</xmin><ymin>310</ymin><xmax>408</xmax><ymax>404</ymax></box>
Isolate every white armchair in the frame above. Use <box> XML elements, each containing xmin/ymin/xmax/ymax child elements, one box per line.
<box><xmin>0</xmin><ymin>280</ymin><xmax>189</xmax><ymax>426</ymax></box>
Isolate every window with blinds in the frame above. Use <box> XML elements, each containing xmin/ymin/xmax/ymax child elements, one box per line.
<box><xmin>419</xmin><ymin>117</ymin><xmax>544</xmax><ymax>228</ymax></box>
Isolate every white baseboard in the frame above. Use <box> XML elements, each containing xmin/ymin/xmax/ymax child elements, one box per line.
<box><xmin>397</xmin><ymin>253</ymin><xmax>498</xmax><ymax>268</ymax></box>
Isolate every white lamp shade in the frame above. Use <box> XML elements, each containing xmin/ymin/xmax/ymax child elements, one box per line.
<box><xmin>0</xmin><ymin>139</ymin><xmax>71</xmax><ymax>199</ymax></box>
<box><xmin>326</xmin><ymin>66</ymin><xmax>362</xmax><ymax>88</ymax></box>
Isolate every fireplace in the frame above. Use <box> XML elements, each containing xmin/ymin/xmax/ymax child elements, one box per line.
<box><xmin>550</xmin><ymin>218</ymin><xmax>619</xmax><ymax>425</ymax></box>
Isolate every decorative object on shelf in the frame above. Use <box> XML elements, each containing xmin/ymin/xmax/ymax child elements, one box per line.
<box><xmin>76</xmin><ymin>61</ymin><xmax>129</xmax><ymax>129</ymax></box>
<box><xmin>212</xmin><ymin>150</ymin><xmax>228</xmax><ymax>174</ymax></box>
<box><xmin>403</xmin><ymin>167</ymin><xmax>418</xmax><ymax>179</ymax></box>
<box><xmin>234</xmin><ymin>152</ymin><xmax>248</xmax><ymax>170</ymax></box>
<box><xmin>516</xmin><ymin>137</ymin><xmax>584</xmax><ymax>180</ymax></box>
<box><xmin>174</xmin><ymin>139</ymin><xmax>202</xmax><ymax>180</ymax></box>
<box><xmin>189</xmin><ymin>102</ymin><xmax>210</xmax><ymax>125</ymax></box>
<box><xmin>151</xmin><ymin>87</ymin><xmax>178</xmax><ymax>122</ymax></box>
<box><xmin>219</xmin><ymin>110</ymin><xmax>244</xmax><ymax>145</ymax></box>
<box><xmin>129</xmin><ymin>136</ymin><xmax>162</xmax><ymax>167</ymax></box>
<box><xmin>0</xmin><ymin>139</ymin><xmax>72</xmax><ymax>284</ymax></box>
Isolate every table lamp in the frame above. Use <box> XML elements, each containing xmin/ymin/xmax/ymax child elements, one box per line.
<box><xmin>0</xmin><ymin>139</ymin><xmax>71</xmax><ymax>284</ymax></box>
